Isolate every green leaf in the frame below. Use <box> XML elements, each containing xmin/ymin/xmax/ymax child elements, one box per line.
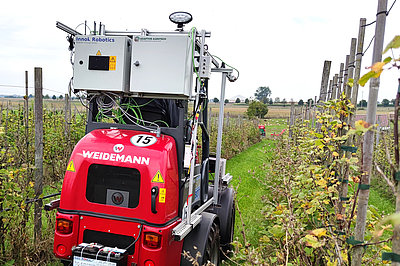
<box><xmin>347</xmin><ymin>78</ymin><xmax>354</xmax><ymax>88</ymax></box>
<box><xmin>358</xmin><ymin>71</ymin><xmax>377</xmax><ymax>87</ymax></box>
<box><xmin>383</xmin><ymin>56</ymin><xmax>393</xmax><ymax>64</ymax></box>
<box><xmin>383</xmin><ymin>35</ymin><xmax>400</xmax><ymax>54</ymax></box>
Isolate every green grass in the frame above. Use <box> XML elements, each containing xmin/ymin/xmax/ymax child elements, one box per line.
<box><xmin>226</xmin><ymin>118</ymin><xmax>287</xmax><ymax>246</ymax></box>
<box><xmin>226</xmin><ymin>118</ymin><xmax>396</xmax><ymax>249</ymax></box>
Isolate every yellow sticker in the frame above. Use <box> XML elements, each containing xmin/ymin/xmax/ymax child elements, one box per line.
<box><xmin>66</xmin><ymin>160</ymin><xmax>75</xmax><ymax>172</ymax></box>
<box><xmin>159</xmin><ymin>188</ymin><xmax>166</xmax><ymax>203</ymax></box>
<box><xmin>96</xmin><ymin>50</ymin><xmax>102</xmax><ymax>55</ymax></box>
<box><xmin>109</xmin><ymin>56</ymin><xmax>116</xmax><ymax>71</ymax></box>
<box><xmin>151</xmin><ymin>170</ymin><xmax>164</xmax><ymax>183</ymax></box>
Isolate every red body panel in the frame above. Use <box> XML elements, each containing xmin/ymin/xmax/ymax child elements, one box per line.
<box><xmin>53</xmin><ymin>129</ymin><xmax>184</xmax><ymax>264</ymax></box>
<box><xmin>60</xmin><ymin>129</ymin><xmax>179</xmax><ymax>224</ymax></box>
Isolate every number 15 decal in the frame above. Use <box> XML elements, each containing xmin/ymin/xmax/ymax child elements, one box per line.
<box><xmin>131</xmin><ymin>134</ymin><xmax>157</xmax><ymax>147</ymax></box>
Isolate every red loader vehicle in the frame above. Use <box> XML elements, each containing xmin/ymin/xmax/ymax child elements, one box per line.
<box><xmin>48</xmin><ymin>12</ymin><xmax>238</xmax><ymax>266</ymax></box>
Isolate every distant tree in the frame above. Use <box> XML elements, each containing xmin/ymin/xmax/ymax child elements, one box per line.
<box><xmin>254</xmin><ymin>86</ymin><xmax>272</xmax><ymax>104</ymax></box>
<box><xmin>52</xmin><ymin>95</ymin><xmax>56</xmax><ymax>100</ymax></box>
<box><xmin>59</xmin><ymin>95</ymin><xmax>64</xmax><ymax>100</ymax></box>
<box><xmin>213</xmin><ymin>97</ymin><xmax>219</xmax><ymax>103</ymax></box>
<box><xmin>391</xmin><ymin>99</ymin><xmax>396</xmax><ymax>105</ymax></box>
<box><xmin>298</xmin><ymin>99</ymin><xmax>304</xmax><ymax>106</ymax></box>
<box><xmin>224</xmin><ymin>99</ymin><xmax>229</xmax><ymax>104</ymax></box>
<box><xmin>245</xmin><ymin>98</ymin><xmax>249</xmax><ymax>104</ymax></box>
<box><xmin>274</xmin><ymin>97</ymin><xmax>280</xmax><ymax>103</ymax></box>
<box><xmin>43</xmin><ymin>94</ymin><xmax>50</xmax><ymax>99</ymax></box>
<box><xmin>28</xmin><ymin>94</ymin><xmax>33</xmax><ymax>98</ymax></box>
<box><xmin>282</xmin><ymin>98</ymin><xmax>287</xmax><ymax>106</ymax></box>
<box><xmin>358</xmin><ymin>99</ymin><xmax>367</xmax><ymax>108</ymax></box>
<box><xmin>246</xmin><ymin>101</ymin><xmax>269</xmax><ymax>118</ymax></box>
<box><xmin>269</xmin><ymin>98</ymin><xmax>273</xmax><ymax>105</ymax></box>
<box><xmin>235</xmin><ymin>98</ymin><xmax>241</xmax><ymax>104</ymax></box>
<box><xmin>382</xmin><ymin>98</ymin><xmax>390</xmax><ymax>107</ymax></box>
<box><xmin>307</xmin><ymin>98</ymin><xmax>314</xmax><ymax>106</ymax></box>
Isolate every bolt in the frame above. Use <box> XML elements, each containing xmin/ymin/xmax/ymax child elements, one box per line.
<box><xmin>80</xmin><ymin>216</ymin><xmax>83</xmax><ymax>220</ymax></box>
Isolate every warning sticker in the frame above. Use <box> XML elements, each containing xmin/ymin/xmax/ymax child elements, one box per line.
<box><xmin>151</xmin><ymin>171</ymin><xmax>164</xmax><ymax>183</ymax></box>
<box><xmin>66</xmin><ymin>160</ymin><xmax>75</xmax><ymax>172</ymax></box>
<box><xmin>109</xmin><ymin>56</ymin><xmax>116</xmax><ymax>71</ymax></box>
<box><xmin>159</xmin><ymin>188</ymin><xmax>166</xmax><ymax>203</ymax></box>
<box><xmin>96</xmin><ymin>50</ymin><xmax>102</xmax><ymax>55</ymax></box>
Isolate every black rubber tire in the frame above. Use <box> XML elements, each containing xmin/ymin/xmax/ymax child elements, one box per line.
<box><xmin>221</xmin><ymin>202</ymin><xmax>235</xmax><ymax>257</ymax></box>
<box><xmin>203</xmin><ymin>222</ymin><xmax>221</xmax><ymax>265</ymax></box>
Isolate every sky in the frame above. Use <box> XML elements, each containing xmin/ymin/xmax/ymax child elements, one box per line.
<box><xmin>0</xmin><ymin>0</ymin><xmax>399</xmax><ymax>102</ymax></box>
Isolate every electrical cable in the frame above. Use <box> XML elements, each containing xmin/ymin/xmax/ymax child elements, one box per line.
<box><xmin>210</xmin><ymin>54</ymin><xmax>240</xmax><ymax>80</ymax></box>
<box><xmin>99</xmin><ymin>93</ymin><xmax>161</xmax><ymax>134</ymax></box>
<box><xmin>125</xmin><ymin>224</ymin><xmax>143</xmax><ymax>251</ymax></box>
<box><xmin>75</xmin><ymin>22</ymin><xmax>91</xmax><ymax>34</ymax></box>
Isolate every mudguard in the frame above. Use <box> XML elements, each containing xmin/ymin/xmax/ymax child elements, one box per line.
<box><xmin>181</xmin><ymin>212</ymin><xmax>219</xmax><ymax>266</ymax></box>
<box><xmin>207</xmin><ymin>187</ymin><xmax>235</xmax><ymax>250</ymax></box>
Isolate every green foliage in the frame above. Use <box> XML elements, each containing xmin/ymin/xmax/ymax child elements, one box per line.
<box><xmin>232</xmin><ymin>97</ymin><xmax>388</xmax><ymax>265</ymax></box>
<box><xmin>382</xmin><ymin>99</ymin><xmax>390</xmax><ymax>107</ymax></box>
<box><xmin>246</xmin><ymin>101</ymin><xmax>269</xmax><ymax>119</ymax></box>
<box><xmin>298</xmin><ymin>99</ymin><xmax>304</xmax><ymax>106</ymax></box>
<box><xmin>213</xmin><ymin>97</ymin><xmax>219</xmax><ymax>103</ymax></box>
<box><xmin>383</xmin><ymin>35</ymin><xmax>400</xmax><ymax>54</ymax></box>
<box><xmin>209</xmin><ymin>117</ymin><xmax>261</xmax><ymax>159</ymax></box>
<box><xmin>359</xmin><ymin>35</ymin><xmax>400</xmax><ymax>86</ymax></box>
<box><xmin>0</xmin><ymin>105</ymin><xmax>86</xmax><ymax>264</ymax></box>
<box><xmin>235</xmin><ymin>98</ymin><xmax>241</xmax><ymax>104</ymax></box>
<box><xmin>225</xmin><ymin>99</ymin><xmax>229</xmax><ymax>104</ymax></box>
<box><xmin>254</xmin><ymin>86</ymin><xmax>272</xmax><ymax>104</ymax></box>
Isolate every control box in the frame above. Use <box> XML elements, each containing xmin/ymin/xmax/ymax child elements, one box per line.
<box><xmin>130</xmin><ymin>34</ymin><xmax>193</xmax><ymax>97</ymax></box>
<box><xmin>73</xmin><ymin>35</ymin><xmax>132</xmax><ymax>92</ymax></box>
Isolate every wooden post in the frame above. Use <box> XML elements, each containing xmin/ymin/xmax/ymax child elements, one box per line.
<box><xmin>289</xmin><ymin>102</ymin><xmax>295</xmax><ymax>138</ymax></box>
<box><xmin>25</xmin><ymin>71</ymin><xmax>29</xmax><ymax>170</ymax></box>
<box><xmin>34</xmin><ymin>67</ymin><xmax>44</xmax><ymax>244</ymax></box>
<box><xmin>64</xmin><ymin>93</ymin><xmax>71</xmax><ymax>152</ymax></box>
<box><xmin>327</xmin><ymin>79</ymin><xmax>333</xmax><ymax>101</ymax></box>
<box><xmin>338</xmin><ymin>40</ymin><xmax>357</xmax><ymax>228</ymax></box>
<box><xmin>352</xmin><ymin>1</ymin><xmax>388</xmax><ymax>265</ymax></box>
<box><xmin>342</xmin><ymin>55</ymin><xmax>350</xmax><ymax>98</ymax></box>
<box><xmin>319</xmin><ymin>61</ymin><xmax>332</xmax><ymax>103</ymax></box>
<box><xmin>337</xmin><ymin>63</ymin><xmax>345</xmax><ymax>99</ymax></box>
<box><xmin>351</xmin><ymin>18</ymin><xmax>367</xmax><ymax>117</ymax></box>
<box><xmin>345</xmin><ymin>39</ymin><xmax>357</xmax><ymax>99</ymax></box>
<box><xmin>332</xmin><ymin>74</ymin><xmax>338</xmax><ymax>100</ymax></box>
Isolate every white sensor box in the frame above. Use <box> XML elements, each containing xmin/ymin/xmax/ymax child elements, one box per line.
<box><xmin>130</xmin><ymin>34</ymin><xmax>193</xmax><ymax>97</ymax></box>
<box><xmin>73</xmin><ymin>35</ymin><xmax>132</xmax><ymax>92</ymax></box>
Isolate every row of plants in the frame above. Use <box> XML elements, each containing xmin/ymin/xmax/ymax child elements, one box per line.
<box><xmin>0</xmin><ymin>103</ymin><xmax>261</xmax><ymax>265</ymax></box>
<box><xmin>0</xmin><ymin>106</ymin><xmax>86</xmax><ymax>265</ymax></box>
<box><xmin>231</xmin><ymin>96</ymin><xmax>395</xmax><ymax>265</ymax></box>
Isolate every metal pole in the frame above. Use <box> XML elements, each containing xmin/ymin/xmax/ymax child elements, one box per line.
<box><xmin>352</xmin><ymin>1</ymin><xmax>388</xmax><ymax>265</ymax></box>
<box><xmin>213</xmin><ymin>72</ymin><xmax>228</xmax><ymax>204</ymax></box>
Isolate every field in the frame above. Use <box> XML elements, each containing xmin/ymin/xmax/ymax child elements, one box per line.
<box><xmin>0</xmin><ymin>97</ymin><xmax>397</xmax><ymax>265</ymax></box>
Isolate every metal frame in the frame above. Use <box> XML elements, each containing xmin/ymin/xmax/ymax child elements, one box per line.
<box><xmin>57</xmin><ymin>21</ymin><xmax>235</xmax><ymax>240</ymax></box>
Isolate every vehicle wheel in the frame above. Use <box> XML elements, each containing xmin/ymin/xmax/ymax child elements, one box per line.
<box><xmin>203</xmin><ymin>222</ymin><xmax>220</xmax><ymax>265</ymax></box>
<box><xmin>221</xmin><ymin>202</ymin><xmax>235</xmax><ymax>257</ymax></box>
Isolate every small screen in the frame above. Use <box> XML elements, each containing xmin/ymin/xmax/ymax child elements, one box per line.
<box><xmin>88</xmin><ymin>56</ymin><xmax>110</xmax><ymax>71</ymax></box>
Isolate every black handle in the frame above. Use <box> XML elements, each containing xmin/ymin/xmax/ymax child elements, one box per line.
<box><xmin>151</xmin><ymin>186</ymin><xmax>159</xmax><ymax>214</ymax></box>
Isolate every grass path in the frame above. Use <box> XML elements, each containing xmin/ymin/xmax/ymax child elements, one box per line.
<box><xmin>227</xmin><ymin>138</ymin><xmax>276</xmax><ymax>246</ymax></box>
